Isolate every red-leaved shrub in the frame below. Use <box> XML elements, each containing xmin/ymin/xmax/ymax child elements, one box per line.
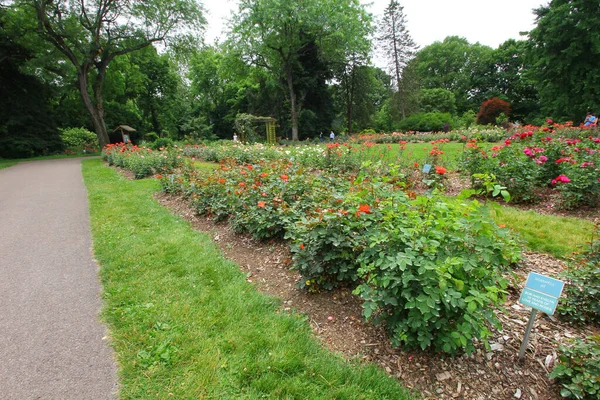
<box><xmin>477</xmin><ymin>97</ymin><xmax>511</xmax><ymax>125</ymax></box>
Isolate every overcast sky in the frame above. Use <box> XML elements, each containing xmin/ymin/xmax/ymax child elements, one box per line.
<box><xmin>204</xmin><ymin>0</ymin><xmax>548</xmax><ymax>63</ymax></box>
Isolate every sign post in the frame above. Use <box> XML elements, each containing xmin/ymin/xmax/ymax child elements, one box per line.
<box><xmin>518</xmin><ymin>272</ymin><xmax>565</xmax><ymax>360</ymax></box>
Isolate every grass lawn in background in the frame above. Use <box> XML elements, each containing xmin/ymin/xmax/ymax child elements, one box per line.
<box><xmin>83</xmin><ymin>159</ymin><xmax>414</xmax><ymax>399</ymax></box>
<box><xmin>490</xmin><ymin>205</ymin><xmax>596</xmax><ymax>259</ymax></box>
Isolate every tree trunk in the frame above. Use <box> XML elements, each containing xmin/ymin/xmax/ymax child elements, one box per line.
<box><xmin>346</xmin><ymin>67</ymin><xmax>355</xmax><ymax>134</ymax></box>
<box><xmin>77</xmin><ymin>69</ymin><xmax>110</xmax><ymax>148</ymax></box>
<box><xmin>285</xmin><ymin>63</ymin><xmax>299</xmax><ymax>141</ymax></box>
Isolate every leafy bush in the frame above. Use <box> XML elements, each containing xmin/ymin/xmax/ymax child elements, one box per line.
<box><xmin>399</xmin><ymin>112</ymin><xmax>454</xmax><ymax>132</ymax></box>
<box><xmin>150</xmin><ymin>137</ymin><xmax>174</xmax><ymax>150</ymax></box>
<box><xmin>557</xmin><ymin>226</ymin><xmax>600</xmax><ymax>326</ymax></box>
<box><xmin>477</xmin><ymin>97</ymin><xmax>511</xmax><ymax>125</ymax></box>
<box><xmin>354</xmin><ymin>196</ymin><xmax>520</xmax><ymax>354</ymax></box>
<box><xmin>549</xmin><ymin>335</ymin><xmax>600</xmax><ymax>399</ymax></box>
<box><xmin>60</xmin><ymin>127</ymin><xmax>98</xmax><ymax>152</ymax></box>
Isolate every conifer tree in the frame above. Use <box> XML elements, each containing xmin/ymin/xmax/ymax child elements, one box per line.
<box><xmin>377</xmin><ymin>0</ymin><xmax>418</xmax><ymax>119</ymax></box>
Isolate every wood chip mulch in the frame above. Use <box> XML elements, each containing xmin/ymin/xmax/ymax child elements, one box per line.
<box><xmin>155</xmin><ymin>193</ymin><xmax>598</xmax><ymax>400</ymax></box>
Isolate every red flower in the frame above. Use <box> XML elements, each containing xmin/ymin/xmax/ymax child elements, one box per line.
<box><xmin>299</xmin><ymin>243</ymin><xmax>305</xmax><ymax>250</ymax></box>
<box><xmin>238</xmin><ymin>182</ymin><xmax>246</xmax><ymax>187</ymax></box>
<box><xmin>156</xmin><ymin>174</ymin><xmax>162</xmax><ymax>179</ymax></box>
<box><xmin>413</xmin><ymin>162</ymin><xmax>419</xmax><ymax>168</ymax></box>
<box><xmin>355</xmin><ymin>204</ymin><xmax>371</xmax><ymax>216</ymax></box>
<box><xmin>257</xmin><ymin>201</ymin><xmax>266</xmax><ymax>208</ymax></box>
<box><xmin>435</xmin><ymin>166</ymin><xmax>447</xmax><ymax>175</ymax></box>
<box><xmin>218</xmin><ymin>178</ymin><xmax>226</xmax><ymax>184</ymax></box>
<box><xmin>260</xmin><ymin>172</ymin><xmax>269</xmax><ymax>178</ymax></box>
<box><xmin>280</xmin><ymin>174</ymin><xmax>289</xmax><ymax>182</ymax></box>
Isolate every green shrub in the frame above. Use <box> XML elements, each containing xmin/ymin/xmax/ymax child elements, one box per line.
<box><xmin>549</xmin><ymin>335</ymin><xmax>600</xmax><ymax>399</ymax></box>
<box><xmin>557</xmin><ymin>226</ymin><xmax>600</xmax><ymax>326</ymax></box>
<box><xmin>399</xmin><ymin>112</ymin><xmax>454</xmax><ymax>132</ymax></box>
<box><xmin>354</xmin><ymin>195</ymin><xmax>521</xmax><ymax>354</ymax></box>
<box><xmin>60</xmin><ymin>127</ymin><xmax>99</xmax><ymax>152</ymax></box>
<box><xmin>151</xmin><ymin>137</ymin><xmax>174</xmax><ymax>150</ymax></box>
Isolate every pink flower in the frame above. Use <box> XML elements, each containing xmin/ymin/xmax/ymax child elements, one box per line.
<box><xmin>551</xmin><ymin>175</ymin><xmax>570</xmax><ymax>185</ymax></box>
<box><xmin>546</xmin><ymin>119</ymin><xmax>553</xmax><ymax>124</ymax></box>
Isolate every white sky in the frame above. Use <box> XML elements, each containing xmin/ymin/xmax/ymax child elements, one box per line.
<box><xmin>203</xmin><ymin>0</ymin><xmax>548</xmax><ymax>63</ymax></box>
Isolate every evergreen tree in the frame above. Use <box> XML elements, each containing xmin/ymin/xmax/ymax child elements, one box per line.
<box><xmin>377</xmin><ymin>0</ymin><xmax>418</xmax><ymax>119</ymax></box>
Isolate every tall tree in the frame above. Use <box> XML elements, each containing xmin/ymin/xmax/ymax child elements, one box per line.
<box><xmin>414</xmin><ymin>36</ymin><xmax>493</xmax><ymax>113</ymax></box>
<box><xmin>20</xmin><ymin>0</ymin><xmax>204</xmax><ymax>147</ymax></box>
<box><xmin>377</xmin><ymin>0</ymin><xmax>418</xmax><ymax>119</ymax></box>
<box><xmin>229</xmin><ymin>0</ymin><xmax>372</xmax><ymax>141</ymax></box>
<box><xmin>528</xmin><ymin>0</ymin><xmax>600</xmax><ymax>121</ymax></box>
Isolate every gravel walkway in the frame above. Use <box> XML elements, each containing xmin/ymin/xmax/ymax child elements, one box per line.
<box><xmin>0</xmin><ymin>159</ymin><xmax>117</xmax><ymax>399</ymax></box>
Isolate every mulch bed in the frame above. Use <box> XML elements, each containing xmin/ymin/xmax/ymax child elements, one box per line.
<box><xmin>155</xmin><ymin>192</ymin><xmax>598</xmax><ymax>400</ymax></box>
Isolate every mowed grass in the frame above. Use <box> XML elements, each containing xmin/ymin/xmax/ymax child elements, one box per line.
<box><xmin>82</xmin><ymin>159</ymin><xmax>413</xmax><ymax>400</ymax></box>
<box><xmin>490</xmin><ymin>205</ymin><xmax>596</xmax><ymax>258</ymax></box>
<box><xmin>0</xmin><ymin>153</ymin><xmax>100</xmax><ymax>170</ymax></box>
<box><xmin>0</xmin><ymin>160</ymin><xmax>17</xmax><ymax>170</ymax></box>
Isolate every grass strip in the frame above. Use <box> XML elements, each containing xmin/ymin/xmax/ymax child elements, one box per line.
<box><xmin>490</xmin><ymin>205</ymin><xmax>596</xmax><ymax>259</ymax></box>
<box><xmin>83</xmin><ymin>159</ymin><xmax>414</xmax><ymax>400</ymax></box>
<box><xmin>0</xmin><ymin>161</ymin><xmax>17</xmax><ymax>170</ymax></box>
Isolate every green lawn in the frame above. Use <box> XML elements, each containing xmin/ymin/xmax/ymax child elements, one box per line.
<box><xmin>489</xmin><ymin>204</ymin><xmax>596</xmax><ymax>258</ymax></box>
<box><xmin>0</xmin><ymin>153</ymin><xmax>100</xmax><ymax>170</ymax></box>
<box><xmin>0</xmin><ymin>161</ymin><xmax>17</xmax><ymax>170</ymax></box>
<box><xmin>83</xmin><ymin>159</ymin><xmax>413</xmax><ymax>399</ymax></box>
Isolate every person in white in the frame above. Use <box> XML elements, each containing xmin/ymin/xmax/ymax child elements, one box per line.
<box><xmin>329</xmin><ymin>131</ymin><xmax>335</xmax><ymax>141</ymax></box>
<box><xmin>233</xmin><ymin>133</ymin><xmax>238</xmax><ymax>142</ymax></box>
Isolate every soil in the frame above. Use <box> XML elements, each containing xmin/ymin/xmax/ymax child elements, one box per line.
<box><xmin>156</xmin><ymin>193</ymin><xmax>598</xmax><ymax>400</ymax></box>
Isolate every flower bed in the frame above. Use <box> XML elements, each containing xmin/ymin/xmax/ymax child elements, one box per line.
<box><xmin>160</xmin><ymin>159</ymin><xmax>521</xmax><ymax>354</ymax></box>
<box><xmin>461</xmin><ymin>127</ymin><xmax>600</xmax><ymax>208</ymax></box>
<box><xmin>103</xmin><ymin>143</ymin><xmax>183</xmax><ymax>178</ymax></box>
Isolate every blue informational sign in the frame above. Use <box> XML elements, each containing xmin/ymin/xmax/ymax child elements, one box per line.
<box><xmin>422</xmin><ymin>164</ymin><xmax>432</xmax><ymax>174</ymax></box>
<box><xmin>519</xmin><ymin>272</ymin><xmax>565</xmax><ymax>315</ymax></box>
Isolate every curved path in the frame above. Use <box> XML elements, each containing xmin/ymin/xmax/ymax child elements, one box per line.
<box><xmin>0</xmin><ymin>159</ymin><xmax>117</xmax><ymax>399</ymax></box>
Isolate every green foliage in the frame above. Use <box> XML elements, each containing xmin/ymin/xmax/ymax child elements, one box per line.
<box><xmin>549</xmin><ymin>335</ymin><xmax>600</xmax><ymax>399</ymax></box>
<box><xmin>414</xmin><ymin>36</ymin><xmax>494</xmax><ymax>113</ymax></box>
<box><xmin>528</xmin><ymin>0</ymin><xmax>600</xmax><ymax>122</ymax></box>
<box><xmin>399</xmin><ymin>112</ymin><xmax>454</xmax><ymax>132</ymax></box>
<box><xmin>557</xmin><ymin>226</ymin><xmax>600</xmax><ymax>326</ymax></box>
<box><xmin>60</xmin><ymin>127</ymin><xmax>98</xmax><ymax>152</ymax></box>
<box><xmin>354</xmin><ymin>196</ymin><xmax>520</xmax><ymax>354</ymax></box>
<box><xmin>420</xmin><ymin>88</ymin><xmax>457</xmax><ymax>115</ymax></box>
<box><xmin>150</xmin><ymin>137</ymin><xmax>175</xmax><ymax>150</ymax></box>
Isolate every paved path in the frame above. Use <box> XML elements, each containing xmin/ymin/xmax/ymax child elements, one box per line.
<box><xmin>0</xmin><ymin>159</ymin><xmax>117</xmax><ymax>399</ymax></box>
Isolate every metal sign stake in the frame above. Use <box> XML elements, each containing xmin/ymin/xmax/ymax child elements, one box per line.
<box><xmin>518</xmin><ymin>309</ymin><xmax>538</xmax><ymax>360</ymax></box>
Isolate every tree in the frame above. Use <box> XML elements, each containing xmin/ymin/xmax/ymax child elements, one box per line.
<box><xmin>0</xmin><ymin>7</ymin><xmax>62</xmax><ymax>158</ymax></box>
<box><xmin>487</xmin><ymin>39</ymin><xmax>538</xmax><ymax>122</ymax></box>
<box><xmin>229</xmin><ymin>0</ymin><xmax>372</xmax><ymax>141</ymax></box>
<box><xmin>528</xmin><ymin>0</ymin><xmax>600</xmax><ymax>121</ymax></box>
<box><xmin>420</xmin><ymin>88</ymin><xmax>456</xmax><ymax>114</ymax></box>
<box><xmin>414</xmin><ymin>36</ymin><xmax>493</xmax><ymax>113</ymax></box>
<box><xmin>377</xmin><ymin>0</ymin><xmax>418</xmax><ymax>119</ymax></box>
<box><xmin>21</xmin><ymin>0</ymin><xmax>204</xmax><ymax>147</ymax></box>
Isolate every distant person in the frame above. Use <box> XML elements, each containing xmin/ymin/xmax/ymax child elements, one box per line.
<box><xmin>329</xmin><ymin>131</ymin><xmax>335</xmax><ymax>141</ymax></box>
<box><xmin>319</xmin><ymin>132</ymin><xmax>324</xmax><ymax>142</ymax></box>
<box><xmin>233</xmin><ymin>133</ymin><xmax>238</xmax><ymax>142</ymax></box>
<box><xmin>584</xmin><ymin>112</ymin><xmax>597</xmax><ymax>127</ymax></box>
